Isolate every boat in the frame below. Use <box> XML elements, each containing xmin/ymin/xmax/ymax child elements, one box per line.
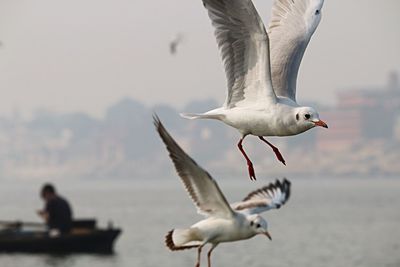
<box><xmin>0</xmin><ymin>219</ymin><xmax>121</xmax><ymax>254</ymax></box>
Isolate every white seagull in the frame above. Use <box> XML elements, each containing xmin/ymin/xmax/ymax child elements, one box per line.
<box><xmin>182</xmin><ymin>0</ymin><xmax>328</xmax><ymax>180</ymax></box>
<box><xmin>154</xmin><ymin>116</ymin><xmax>291</xmax><ymax>267</ymax></box>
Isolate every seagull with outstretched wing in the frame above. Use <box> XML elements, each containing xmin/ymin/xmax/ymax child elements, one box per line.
<box><xmin>154</xmin><ymin>116</ymin><xmax>291</xmax><ymax>267</ymax></box>
<box><xmin>181</xmin><ymin>0</ymin><xmax>328</xmax><ymax>180</ymax></box>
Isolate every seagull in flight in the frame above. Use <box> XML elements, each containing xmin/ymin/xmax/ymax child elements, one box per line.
<box><xmin>181</xmin><ymin>0</ymin><xmax>328</xmax><ymax>180</ymax></box>
<box><xmin>170</xmin><ymin>33</ymin><xmax>184</xmax><ymax>55</ymax></box>
<box><xmin>154</xmin><ymin>116</ymin><xmax>291</xmax><ymax>267</ymax></box>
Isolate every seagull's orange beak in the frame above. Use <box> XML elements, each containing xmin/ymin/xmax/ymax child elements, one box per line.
<box><xmin>263</xmin><ymin>231</ymin><xmax>272</xmax><ymax>241</ymax></box>
<box><xmin>313</xmin><ymin>120</ymin><xmax>328</xmax><ymax>128</ymax></box>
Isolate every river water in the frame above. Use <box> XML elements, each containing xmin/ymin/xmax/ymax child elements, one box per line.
<box><xmin>0</xmin><ymin>176</ymin><xmax>399</xmax><ymax>267</ymax></box>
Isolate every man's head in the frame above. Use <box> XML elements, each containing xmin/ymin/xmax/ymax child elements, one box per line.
<box><xmin>41</xmin><ymin>183</ymin><xmax>57</xmax><ymax>201</ymax></box>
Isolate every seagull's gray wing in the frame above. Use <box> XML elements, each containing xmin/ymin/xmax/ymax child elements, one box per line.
<box><xmin>268</xmin><ymin>0</ymin><xmax>325</xmax><ymax>101</ymax></box>
<box><xmin>154</xmin><ymin>116</ymin><xmax>234</xmax><ymax>219</ymax></box>
<box><xmin>232</xmin><ymin>179</ymin><xmax>291</xmax><ymax>214</ymax></box>
<box><xmin>202</xmin><ymin>0</ymin><xmax>277</xmax><ymax>108</ymax></box>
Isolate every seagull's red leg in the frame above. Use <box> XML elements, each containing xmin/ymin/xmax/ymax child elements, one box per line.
<box><xmin>195</xmin><ymin>245</ymin><xmax>203</xmax><ymax>267</ymax></box>
<box><xmin>207</xmin><ymin>244</ymin><xmax>218</xmax><ymax>267</ymax></box>
<box><xmin>237</xmin><ymin>138</ymin><xmax>256</xmax><ymax>180</ymax></box>
<box><xmin>258</xmin><ymin>136</ymin><xmax>286</xmax><ymax>165</ymax></box>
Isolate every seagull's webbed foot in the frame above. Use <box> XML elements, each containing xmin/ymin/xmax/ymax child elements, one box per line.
<box><xmin>259</xmin><ymin>136</ymin><xmax>286</xmax><ymax>166</ymax></box>
<box><xmin>272</xmin><ymin>146</ymin><xmax>286</xmax><ymax>166</ymax></box>
<box><xmin>238</xmin><ymin>138</ymin><xmax>256</xmax><ymax>181</ymax></box>
<box><xmin>247</xmin><ymin>162</ymin><xmax>256</xmax><ymax>181</ymax></box>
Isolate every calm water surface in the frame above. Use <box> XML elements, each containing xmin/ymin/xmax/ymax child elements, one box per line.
<box><xmin>0</xmin><ymin>177</ymin><xmax>399</xmax><ymax>267</ymax></box>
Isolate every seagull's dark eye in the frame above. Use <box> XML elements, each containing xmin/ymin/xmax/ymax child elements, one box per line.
<box><xmin>296</xmin><ymin>113</ymin><xmax>299</xmax><ymax>121</ymax></box>
<box><xmin>250</xmin><ymin>221</ymin><xmax>254</xmax><ymax>226</ymax></box>
<box><xmin>256</xmin><ymin>224</ymin><xmax>261</xmax><ymax>228</ymax></box>
<box><xmin>304</xmin><ymin>114</ymin><xmax>311</xmax><ymax>120</ymax></box>
<box><xmin>315</xmin><ymin>9</ymin><xmax>320</xmax><ymax>15</ymax></box>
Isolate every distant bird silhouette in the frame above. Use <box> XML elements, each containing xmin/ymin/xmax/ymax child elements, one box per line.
<box><xmin>169</xmin><ymin>33</ymin><xmax>184</xmax><ymax>55</ymax></box>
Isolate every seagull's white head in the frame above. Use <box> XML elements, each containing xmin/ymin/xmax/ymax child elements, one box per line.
<box><xmin>305</xmin><ymin>0</ymin><xmax>324</xmax><ymax>35</ymax></box>
<box><xmin>248</xmin><ymin>215</ymin><xmax>271</xmax><ymax>240</ymax></box>
<box><xmin>295</xmin><ymin>106</ymin><xmax>328</xmax><ymax>132</ymax></box>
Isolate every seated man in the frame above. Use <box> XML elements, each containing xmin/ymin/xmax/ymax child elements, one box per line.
<box><xmin>37</xmin><ymin>183</ymin><xmax>73</xmax><ymax>234</ymax></box>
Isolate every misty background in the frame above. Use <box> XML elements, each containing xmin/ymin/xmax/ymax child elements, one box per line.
<box><xmin>0</xmin><ymin>0</ymin><xmax>399</xmax><ymax>181</ymax></box>
<box><xmin>0</xmin><ymin>0</ymin><xmax>399</xmax><ymax>117</ymax></box>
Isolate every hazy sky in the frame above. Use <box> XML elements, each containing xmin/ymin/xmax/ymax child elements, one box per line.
<box><xmin>0</xmin><ymin>0</ymin><xmax>399</xmax><ymax>118</ymax></box>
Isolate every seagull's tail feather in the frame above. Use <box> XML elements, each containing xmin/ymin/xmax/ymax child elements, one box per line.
<box><xmin>180</xmin><ymin>111</ymin><xmax>223</xmax><ymax>120</ymax></box>
<box><xmin>165</xmin><ymin>229</ymin><xmax>201</xmax><ymax>251</ymax></box>
<box><xmin>180</xmin><ymin>113</ymin><xmax>204</xmax><ymax>120</ymax></box>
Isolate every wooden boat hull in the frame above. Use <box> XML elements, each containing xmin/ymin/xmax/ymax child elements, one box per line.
<box><xmin>0</xmin><ymin>229</ymin><xmax>121</xmax><ymax>254</ymax></box>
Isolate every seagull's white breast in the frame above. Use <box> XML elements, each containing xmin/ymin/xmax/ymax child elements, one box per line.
<box><xmin>191</xmin><ymin>215</ymin><xmax>255</xmax><ymax>244</ymax></box>
<box><xmin>220</xmin><ymin>102</ymin><xmax>302</xmax><ymax>137</ymax></box>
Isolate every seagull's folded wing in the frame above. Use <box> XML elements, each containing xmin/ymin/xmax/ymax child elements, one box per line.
<box><xmin>268</xmin><ymin>0</ymin><xmax>325</xmax><ymax>101</ymax></box>
<box><xmin>232</xmin><ymin>179</ymin><xmax>291</xmax><ymax>214</ymax></box>
<box><xmin>202</xmin><ymin>0</ymin><xmax>277</xmax><ymax>108</ymax></box>
<box><xmin>154</xmin><ymin>116</ymin><xmax>234</xmax><ymax>219</ymax></box>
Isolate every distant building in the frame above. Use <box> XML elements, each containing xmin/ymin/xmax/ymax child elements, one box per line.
<box><xmin>317</xmin><ymin>72</ymin><xmax>400</xmax><ymax>151</ymax></box>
